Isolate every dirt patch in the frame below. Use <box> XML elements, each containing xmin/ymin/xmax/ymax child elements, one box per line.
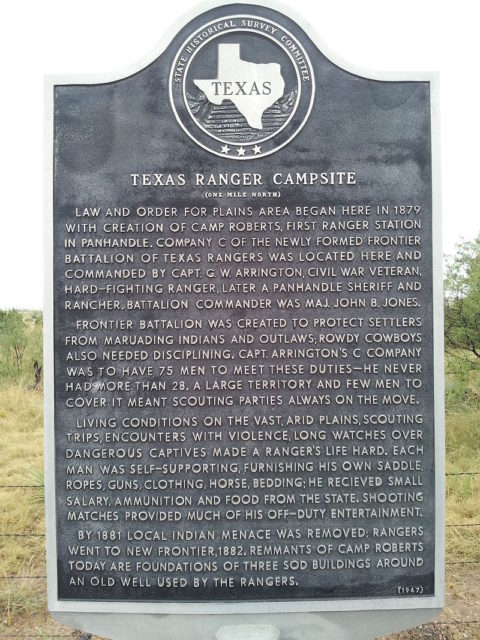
<box><xmin>0</xmin><ymin>611</ymin><xmax>102</xmax><ymax>639</ymax></box>
<box><xmin>380</xmin><ymin>567</ymin><xmax>480</xmax><ymax>640</ymax></box>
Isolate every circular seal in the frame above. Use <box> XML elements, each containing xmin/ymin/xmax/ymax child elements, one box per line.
<box><xmin>169</xmin><ymin>15</ymin><xmax>315</xmax><ymax>160</ymax></box>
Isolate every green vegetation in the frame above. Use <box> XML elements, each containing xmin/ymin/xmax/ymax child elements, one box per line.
<box><xmin>444</xmin><ymin>236</ymin><xmax>480</xmax><ymax>359</ymax></box>
<box><xmin>0</xmin><ymin>310</ymin><xmax>42</xmax><ymax>387</ymax></box>
<box><xmin>443</xmin><ymin>238</ymin><xmax>480</xmax><ymax>563</ymax></box>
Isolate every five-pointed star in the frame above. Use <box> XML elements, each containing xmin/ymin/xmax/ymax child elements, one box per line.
<box><xmin>221</xmin><ymin>144</ymin><xmax>230</xmax><ymax>154</ymax></box>
<box><xmin>253</xmin><ymin>145</ymin><xmax>262</xmax><ymax>154</ymax></box>
<box><xmin>237</xmin><ymin>146</ymin><xmax>246</xmax><ymax>156</ymax></box>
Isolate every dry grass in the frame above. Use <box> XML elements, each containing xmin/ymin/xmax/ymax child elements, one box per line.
<box><xmin>0</xmin><ymin>384</ymin><xmax>46</xmax><ymax>626</ymax></box>
<box><xmin>446</xmin><ymin>409</ymin><xmax>480</xmax><ymax>472</ymax></box>
<box><xmin>445</xmin><ymin>360</ymin><xmax>480</xmax><ymax>565</ymax></box>
<box><xmin>444</xmin><ymin>350</ymin><xmax>480</xmax><ymax>568</ymax></box>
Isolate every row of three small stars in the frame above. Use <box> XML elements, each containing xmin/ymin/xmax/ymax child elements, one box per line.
<box><xmin>221</xmin><ymin>144</ymin><xmax>262</xmax><ymax>155</ymax></box>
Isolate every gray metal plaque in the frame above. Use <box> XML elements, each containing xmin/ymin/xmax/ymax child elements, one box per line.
<box><xmin>44</xmin><ymin>1</ymin><xmax>443</xmax><ymax>637</ymax></box>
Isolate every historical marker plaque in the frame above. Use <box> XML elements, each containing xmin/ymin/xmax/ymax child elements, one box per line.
<box><xmin>45</xmin><ymin>1</ymin><xmax>443</xmax><ymax>636</ymax></box>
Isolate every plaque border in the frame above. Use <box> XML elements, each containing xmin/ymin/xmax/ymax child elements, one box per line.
<box><xmin>44</xmin><ymin>0</ymin><xmax>444</xmax><ymax>617</ymax></box>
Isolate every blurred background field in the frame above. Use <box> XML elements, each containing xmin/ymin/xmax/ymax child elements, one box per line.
<box><xmin>0</xmin><ymin>309</ymin><xmax>479</xmax><ymax>638</ymax></box>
